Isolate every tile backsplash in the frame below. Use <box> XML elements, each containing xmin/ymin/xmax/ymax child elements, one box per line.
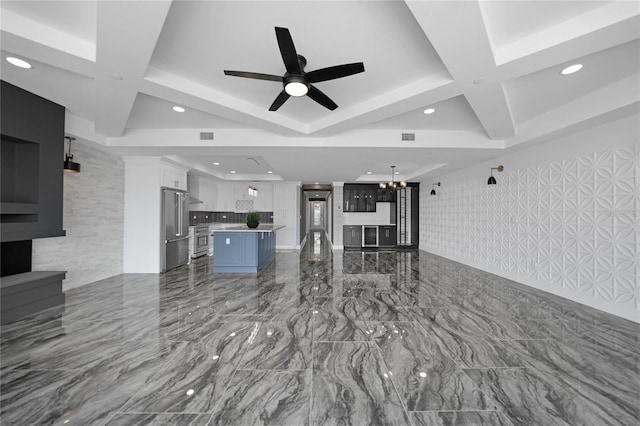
<box><xmin>189</xmin><ymin>211</ymin><xmax>273</xmax><ymax>225</ymax></box>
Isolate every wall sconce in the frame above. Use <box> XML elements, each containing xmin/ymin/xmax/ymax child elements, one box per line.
<box><xmin>247</xmin><ymin>186</ymin><xmax>258</xmax><ymax>197</ymax></box>
<box><xmin>488</xmin><ymin>165</ymin><xmax>504</xmax><ymax>185</ymax></box>
<box><xmin>430</xmin><ymin>182</ymin><xmax>440</xmax><ymax>195</ymax></box>
<box><xmin>63</xmin><ymin>136</ymin><xmax>81</xmax><ymax>173</ymax></box>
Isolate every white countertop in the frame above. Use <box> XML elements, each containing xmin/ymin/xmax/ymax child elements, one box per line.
<box><xmin>212</xmin><ymin>224</ymin><xmax>284</xmax><ymax>233</ymax></box>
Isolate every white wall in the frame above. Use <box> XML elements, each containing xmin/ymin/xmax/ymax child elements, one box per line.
<box><xmin>32</xmin><ymin>142</ymin><xmax>124</xmax><ymax>291</ymax></box>
<box><xmin>332</xmin><ymin>183</ymin><xmax>344</xmax><ymax>249</ymax></box>
<box><xmin>343</xmin><ymin>203</ymin><xmax>392</xmax><ymax>225</ymax></box>
<box><xmin>273</xmin><ymin>182</ymin><xmax>300</xmax><ymax>249</ymax></box>
<box><xmin>188</xmin><ymin>174</ymin><xmax>218</xmax><ymax>211</ymax></box>
<box><xmin>420</xmin><ymin>115</ymin><xmax>640</xmax><ymax>323</ymax></box>
<box><xmin>123</xmin><ymin>157</ymin><xmax>162</xmax><ymax>273</ymax></box>
<box><xmin>216</xmin><ymin>181</ymin><xmax>274</xmax><ymax>212</ymax></box>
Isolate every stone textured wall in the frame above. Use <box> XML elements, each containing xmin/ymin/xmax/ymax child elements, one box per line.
<box><xmin>32</xmin><ymin>141</ymin><xmax>124</xmax><ymax>291</ymax></box>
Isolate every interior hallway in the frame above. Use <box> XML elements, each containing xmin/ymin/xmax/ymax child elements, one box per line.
<box><xmin>1</xmin><ymin>232</ymin><xmax>638</xmax><ymax>425</ymax></box>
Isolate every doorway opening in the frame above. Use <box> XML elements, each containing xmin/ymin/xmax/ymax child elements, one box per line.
<box><xmin>300</xmin><ymin>184</ymin><xmax>333</xmax><ymax>244</ymax></box>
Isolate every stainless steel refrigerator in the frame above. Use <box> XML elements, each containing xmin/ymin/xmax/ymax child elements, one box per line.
<box><xmin>161</xmin><ymin>188</ymin><xmax>189</xmax><ymax>272</ymax></box>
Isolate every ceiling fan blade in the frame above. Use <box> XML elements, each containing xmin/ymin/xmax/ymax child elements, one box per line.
<box><xmin>269</xmin><ymin>90</ymin><xmax>290</xmax><ymax>111</ymax></box>
<box><xmin>308</xmin><ymin>85</ymin><xmax>338</xmax><ymax>111</ymax></box>
<box><xmin>306</xmin><ymin>62</ymin><xmax>365</xmax><ymax>83</ymax></box>
<box><xmin>275</xmin><ymin>27</ymin><xmax>301</xmax><ymax>74</ymax></box>
<box><xmin>224</xmin><ymin>70</ymin><xmax>283</xmax><ymax>82</ymax></box>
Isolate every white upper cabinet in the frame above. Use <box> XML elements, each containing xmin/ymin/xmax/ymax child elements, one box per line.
<box><xmin>160</xmin><ymin>162</ymin><xmax>188</xmax><ymax>191</ymax></box>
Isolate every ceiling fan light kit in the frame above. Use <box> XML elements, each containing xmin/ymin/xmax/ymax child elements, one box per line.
<box><xmin>224</xmin><ymin>27</ymin><xmax>364</xmax><ymax>111</ymax></box>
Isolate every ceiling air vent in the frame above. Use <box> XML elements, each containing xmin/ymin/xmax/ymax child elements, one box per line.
<box><xmin>200</xmin><ymin>132</ymin><xmax>214</xmax><ymax>140</ymax></box>
<box><xmin>401</xmin><ymin>133</ymin><xmax>415</xmax><ymax>141</ymax></box>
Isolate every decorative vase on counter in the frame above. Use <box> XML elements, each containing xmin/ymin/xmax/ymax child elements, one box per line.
<box><xmin>246</xmin><ymin>211</ymin><xmax>260</xmax><ymax>229</ymax></box>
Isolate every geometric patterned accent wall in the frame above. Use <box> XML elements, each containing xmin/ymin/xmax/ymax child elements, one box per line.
<box><xmin>421</xmin><ymin>144</ymin><xmax>639</xmax><ymax>316</ymax></box>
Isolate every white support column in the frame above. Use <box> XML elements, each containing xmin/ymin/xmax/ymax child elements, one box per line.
<box><xmin>332</xmin><ymin>182</ymin><xmax>344</xmax><ymax>249</ymax></box>
<box><xmin>273</xmin><ymin>182</ymin><xmax>301</xmax><ymax>250</ymax></box>
<box><xmin>123</xmin><ymin>157</ymin><xmax>162</xmax><ymax>273</ymax></box>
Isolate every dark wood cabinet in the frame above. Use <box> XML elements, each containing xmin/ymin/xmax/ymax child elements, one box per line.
<box><xmin>378</xmin><ymin>225</ymin><xmax>396</xmax><ymax>247</ymax></box>
<box><xmin>343</xmin><ymin>225</ymin><xmax>362</xmax><ymax>248</ymax></box>
<box><xmin>343</xmin><ymin>184</ymin><xmax>376</xmax><ymax>212</ymax></box>
<box><xmin>376</xmin><ymin>189</ymin><xmax>396</xmax><ymax>202</ymax></box>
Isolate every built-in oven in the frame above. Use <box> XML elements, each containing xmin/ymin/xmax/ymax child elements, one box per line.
<box><xmin>193</xmin><ymin>225</ymin><xmax>210</xmax><ymax>258</ymax></box>
<box><xmin>362</xmin><ymin>225</ymin><xmax>378</xmax><ymax>247</ymax></box>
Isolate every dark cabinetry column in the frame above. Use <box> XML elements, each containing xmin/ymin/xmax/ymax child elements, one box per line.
<box><xmin>1</xmin><ymin>80</ymin><xmax>66</xmax><ymax>324</ymax></box>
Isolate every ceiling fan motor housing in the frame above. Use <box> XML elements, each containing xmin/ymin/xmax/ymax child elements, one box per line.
<box><xmin>223</xmin><ymin>27</ymin><xmax>364</xmax><ymax>111</ymax></box>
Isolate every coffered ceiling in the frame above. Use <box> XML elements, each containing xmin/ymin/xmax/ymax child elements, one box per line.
<box><xmin>1</xmin><ymin>1</ymin><xmax>638</xmax><ymax>183</ymax></box>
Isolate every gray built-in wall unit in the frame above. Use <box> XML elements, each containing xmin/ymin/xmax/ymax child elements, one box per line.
<box><xmin>1</xmin><ymin>80</ymin><xmax>67</xmax><ymax>324</ymax></box>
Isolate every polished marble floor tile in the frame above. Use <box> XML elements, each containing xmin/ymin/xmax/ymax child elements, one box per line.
<box><xmin>406</xmin><ymin>307</ymin><xmax>525</xmax><ymax>368</ymax></box>
<box><xmin>121</xmin><ymin>322</ymin><xmax>258</xmax><ymax>414</ymax></box>
<box><xmin>312</xmin><ymin>297</ymin><xmax>370</xmax><ymax>342</ymax></box>
<box><xmin>1</xmin><ymin>233</ymin><xmax>638</xmax><ymax>425</ymax></box>
<box><xmin>371</xmin><ymin>321</ymin><xmax>492</xmax><ymax>412</ymax></box>
<box><xmin>410</xmin><ymin>410</ymin><xmax>514</xmax><ymax>426</ymax></box>
<box><xmin>239</xmin><ymin>312</ymin><xmax>313</xmax><ymax>370</ymax></box>
<box><xmin>211</xmin><ymin>370</ymin><xmax>311</xmax><ymax>425</ymax></box>
<box><xmin>1</xmin><ymin>340</ymin><xmax>184</xmax><ymax>425</ymax></box>
<box><xmin>311</xmin><ymin>341</ymin><xmax>412</xmax><ymax>425</ymax></box>
<box><xmin>108</xmin><ymin>412</ymin><xmax>213</xmax><ymax>425</ymax></box>
<box><xmin>464</xmin><ymin>367</ymin><xmax>637</xmax><ymax>426</ymax></box>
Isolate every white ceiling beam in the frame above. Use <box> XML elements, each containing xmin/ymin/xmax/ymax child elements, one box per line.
<box><xmin>507</xmin><ymin>72</ymin><xmax>640</xmax><ymax>149</ymax></box>
<box><xmin>496</xmin><ymin>13</ymin><xmax>640</xmax><ymax>81</ymax></box>
<box><xmin>0</xmin><ymin>9</ymin><xmax>95</xmax><ymax>61</ymax></box>
<box><xmin>307</xmin><ymin>72</ymin><xmax>459</xmax><ymax>135</ymax></box>
<box><xmin>0</xmin><ymin>29</ymin><xmax>95</xmax><ymax>77</ymax></box>
<box><xmin>405</xmin><ymin>0</ymin><xmax>515</xmax><ymax>140</ymax></box>
<box><xmin>140</xmin><ymin>67</ymin><xmax>309</xmax><ymax>135</ymax></box>
<box><xmin>94</xmin><ymin>0</ymin><xmax>172</xmax><ymax>136</ymax></box>
<box><xmin>493</xmin><ymin>1</ymin><xmax>640</xmax><ymax>67</ymax></box>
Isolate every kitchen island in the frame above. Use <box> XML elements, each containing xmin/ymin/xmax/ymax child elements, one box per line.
<box><xmin>212</xmin><ymin>225</ymin><xmax>284</xmax><ymax>273</ymax></box>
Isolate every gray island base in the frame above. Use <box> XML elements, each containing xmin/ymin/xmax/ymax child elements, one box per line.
<box><xmin>212</xmin><ymin>225</ymin><xmax>285</xmax><ymax>273</ymax></box>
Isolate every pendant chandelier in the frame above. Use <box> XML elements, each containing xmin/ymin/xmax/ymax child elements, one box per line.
<box><xmin>379</xmin><ymin>165</ymin><xmax>406</xmax><ymax>191</ymax></box>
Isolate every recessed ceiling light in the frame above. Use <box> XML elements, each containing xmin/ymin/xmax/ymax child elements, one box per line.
<box><xmin>213</xmin><ymin>162</ymin><xmax>220</xmax><ymax>165</ymax></box>
<box><xmin>394</xmin><ymin>171</ymin><xmax>400</xmax><ymax>175</ymax></box>
<box><xmin>267</xmin><ymin>171</ymin><xmax>273</xmax><ymax>174</ymax></box>
<box><xmin>6</xmin><ymin>57</ymin><xmax>32</xmax><ymax>69</ymax></box>
<box><xmin>561</xmin><ymin>64</ymin><xmax>583</xmax><ymax>75</ymax></box>
<box><xmin>230</xmin><ymin>170</ymin><xmax>236</xmax><ymax>174</ymax></box>
<box><xmin>172</xmin><ymin>106</ymin><xmax>185</xmax><ymax>112</ymax></box>
<box><xmin>423</xmin><ymin>108</ymin><xmax>435</xmax><ymax>115</ymax></box>
<box><xmin>314</xmin><ymin>182</ymin><xmax>319</xmax><ymax>184</ymax></box>
<box><xmin>366</xmin><ymin>171</ymin><xmax>372</xmax><ymax>175</ymax></box>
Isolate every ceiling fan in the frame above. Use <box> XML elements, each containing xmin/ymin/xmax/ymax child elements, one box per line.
<box><xmin>224</xmin><ymin>27</ymin><xmax>365</xmax><ymax>111</ymax></box>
